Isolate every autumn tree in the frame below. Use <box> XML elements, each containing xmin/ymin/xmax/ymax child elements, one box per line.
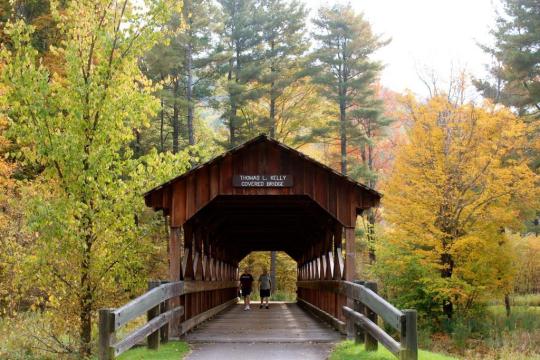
<box><xmin>311</xmin><ymin>4</ymin><xmax>387</xmax><ymax>175</ymax></box>
<box><xmin>1</xmin><ymin>0</ymin><xmax>174</xmax><ymax>355</ymax></box>
<box><xmin>378</xmin><ymin>96</ymin><xmax>538</xmax><ymax>319</ymax></box>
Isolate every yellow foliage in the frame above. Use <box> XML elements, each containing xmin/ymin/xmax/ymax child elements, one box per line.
<box><xmin>381</xmin><ymin>96</ymin><xmax>539</xmax><ymax>312</ymax></box>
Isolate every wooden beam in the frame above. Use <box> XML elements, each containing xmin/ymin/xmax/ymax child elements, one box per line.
<box><xmin>344</xmin><ymin>227</ymin><xmax>355</xmax><ymax>281</ymax></box>
<box><xmin>179</xmin><ymin>297</ymin><xmax>238</xmax><ymax>335</ymax></box>
<box><xmin>343</xmin><ymin>306</ymin><xmax>400</xmax><ymax>356</ymax></box>
<box><xmin>297</xmin><ymin>298</ymin><xmax>345</xmax><ymax>334</ymax></box>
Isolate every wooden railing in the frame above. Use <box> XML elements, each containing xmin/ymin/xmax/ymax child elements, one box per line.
<box><xmin>98</xmin><ymin>280</ymin><xmax>238</xmax><ymax>360</ymax></box>
<box><xmin>297</xmin><ymin>280</ymin><xmax>418</xmax><ymax>360</ymax></box>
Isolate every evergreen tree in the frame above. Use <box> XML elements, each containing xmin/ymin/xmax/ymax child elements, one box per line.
<box><xmin>476</xmin><ymin>0</ymin><xmax>540</xmax><ymax>119</ymax></box>
<box><xmin>311</xmin><ymin>4</ymin><xmax>387</xmax><ymax>176</ymax></box>
<box><xmin>141</xmin><ymin>0</ymin><xmax>219</xmax><ymax>154</ymax></box>
<box><xmin>217</xmin><ymin>0</ymin><xmax>265</xmax><ymax>147</ymax></box>
<box><xmin>259</xmin><ymin>0</ymin><xmax>309</xmax><ymax>138</ymax></box>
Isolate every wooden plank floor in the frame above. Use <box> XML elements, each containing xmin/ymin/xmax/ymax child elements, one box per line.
<box><xmin>185</xmin><ymin>302</ymin><xmax>343</xmax><ymax>343</ymax></box>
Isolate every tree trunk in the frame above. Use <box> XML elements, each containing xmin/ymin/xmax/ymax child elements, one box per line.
<box><xmin>504</xmin><ymin>293</ymin><xmax>511</xmax><ymax>317</ymax></box>
<box><xmin>441</xmin><ymin>252</ymin><xmax>454</xmax><ymax>319</ymax></box>
<box><xmin>228</xmin><ymin>57</ymin><xmax>236</xmax><ymax>147</ymax></box>
<box><xmin>160</xmin><ymin>97</ymin><xmax>165</xmax><ymax>152</ymax></box>
<box><xmin>270</xmin><ymin>251</ymin><xmax>277</xmax><ymax>293</ymax></box>
<box><xmin>172</xmin><ymin>77</ymin><xmax>179</xmax><ymax>154</ymax></box>
<box><xmin>339</xmin><ymin>96</ymin><xmax>347</xmax><ymax>175</ymax></box>
<box><xmin>269</xmin><ymin>39</ymin><xmax>276</xmax><ymax>138</ymax></box>
<box><xmin>185</xmin><ymin>1</ymin><xmax>195</xmax><ymax>146</ymax></box>
<box><xmin>79</xmin><ymin>233</ymin><xmax>93</xmax><ymax>357</ymax></box>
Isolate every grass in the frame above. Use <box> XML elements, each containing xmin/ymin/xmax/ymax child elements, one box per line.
<box><xmin>116</xmin><ymin>341</ymin><xmax>189</xmax><ymax>360</ymax></box>
<box><xmin>329</xmin><ymin>341</ymin><xmax>457</xmax><ymax>360</ymax></box>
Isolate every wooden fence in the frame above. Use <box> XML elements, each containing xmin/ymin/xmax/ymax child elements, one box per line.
<box><xmin>297</xmin><ymin>280</ymin><xmax>418</xmax><ymax>360</ymax></box>
<box><xmin>98</xmin><ymin>280</ymin><xmax>238</xmax><ymax>360</ymax></box>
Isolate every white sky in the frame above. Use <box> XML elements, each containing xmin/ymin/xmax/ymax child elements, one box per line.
<box><xmin>304</xmin><ymin>0</ymin><xmax>500</xmax><ymax>96</ymax></box>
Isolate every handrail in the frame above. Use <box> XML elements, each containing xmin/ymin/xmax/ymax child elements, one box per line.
<box><xmin>114</xmin><ymin>282</ymin><xmax>183</xmax><ymax>330</ymax></box>
<box><xmin>341</xmin><ymin>281</ymin><xmax>403</xmax><ymax>331</ymax></box>
<box><xmin>98</xmin><ymin>280</ymin><xmax>239</xmax><ymax>360</ymax></box>
<box><xmin>296</xmin><ymin>280</ymin><xmax>418</xmax><ymax>360</ymax></box>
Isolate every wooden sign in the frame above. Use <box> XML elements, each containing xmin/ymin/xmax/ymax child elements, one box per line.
<box><xmin>233</xmin><ymin>174</ymin><xmax>293</xmax><ymax>187</ymax></box>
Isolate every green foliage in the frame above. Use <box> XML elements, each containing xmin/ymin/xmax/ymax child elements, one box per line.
<box><xmin>311</xmin><ymin>3</ymin><xmax>388</xmax><ymax>176</ymax></box>
<box><xmin>217</xmin><ymin>0</ymin><xmax>266</xmax><ymax>146</ymax></box>
<box><xmin>476</xmin><ymin>0</ymin><xmax>540</xmax><ymax>120</ymax></box>
<box><xmin>140</xmin><ymin>0</ymin><xmax>221</xmax><ymax>153</ymax></box>
<box><xmin>329</xmin><ymin>341</ymin><xmax>457</xmax><ymax>360</ymax></box>
<box><xmin>0</xmin><ymin>1</ymin><xmax>177</xmax><ymax>355</ymax></box>
<box><xmin>116</xmin><ymin>341</ymin><xmax>189</xmax><ymax>360</ymax></box>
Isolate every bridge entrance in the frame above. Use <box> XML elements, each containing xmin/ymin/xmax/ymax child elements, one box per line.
<box><xmin>98</xmin><ymin>135</ymin><xmax>418</xmax><ymax>360</ymax></box>
<box><xmin>143</xmin><ymin>135</ymin><xmax>379</xmax><ymax>334</ymax></box>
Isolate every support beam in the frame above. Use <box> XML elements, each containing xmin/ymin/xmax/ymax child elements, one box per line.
<box><xmin>344</xmin><ymin>227</ymin><xmax>356</xmax><ymax>281</ymax></box>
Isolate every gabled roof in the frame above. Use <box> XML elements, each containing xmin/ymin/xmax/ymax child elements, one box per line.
<box><xmin>144</xmin><ymin>134</ymin><xmax>381</xmax><ymax>199</ymax></box>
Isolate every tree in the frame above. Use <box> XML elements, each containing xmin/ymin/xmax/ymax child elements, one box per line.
<box><xmin>1</xmin><ymin>0</ymin><xmax>173</xmax><ymax>355</ymax></box>
<box><xmin>141</xmin><ymin>0</ymin><xmax>220</xmax><ymax>154</ymax></box>
<box><xmin>378</xmin><ymin>96</ymin><xmax>538</xmax><ymax>319</ymax></box>
<box><xmin>258</xmin><ymin>0</ymin><xmax>309</xmax><ymax>138</ymax></box>
<box><xmin>217</xmin><ymin>0</ymin><xmax>265</xmax><ymax>147</ymax></box>
<box><xmin>311</xmin><ymin>4</ymin><xmax>387</xmax><ymax>175</ymax></box>
<box><xmin>476</xmin><ymin>0</ymin><xmax>540</xmax><ymax>120</ymax></box>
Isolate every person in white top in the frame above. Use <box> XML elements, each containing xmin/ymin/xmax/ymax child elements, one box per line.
<box><xmin>258</xmin><ymin>268</ymin><xmax>272</xmax><ymax>309</ymax></box>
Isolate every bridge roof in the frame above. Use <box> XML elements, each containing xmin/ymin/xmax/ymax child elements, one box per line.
<box><xmin>144</xmin><ymin>134</ymin><xmax>380</xmax><ymax>229</ymax></box>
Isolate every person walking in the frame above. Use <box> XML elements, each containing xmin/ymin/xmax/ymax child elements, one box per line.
<box><xmin>258</xmin><ymin>268</ymin><xmax>272</xmax><ymax>309</ymax></box>
<box><xmin>239</xmin><ymin>267</ymin><xmax>254</xmax><ymax>311</ymax></box>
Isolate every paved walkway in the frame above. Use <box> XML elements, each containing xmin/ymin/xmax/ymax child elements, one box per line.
<box><xmin>185</xmin><ymin>302</ymin><xmax>343</xmax><ymax>360</ymax></box>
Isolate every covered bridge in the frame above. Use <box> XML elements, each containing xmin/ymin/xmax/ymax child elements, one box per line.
<box><xmin>98</xmin><ymin>135</ymin><xmax>418</xmax><ymax>360</ymax></box>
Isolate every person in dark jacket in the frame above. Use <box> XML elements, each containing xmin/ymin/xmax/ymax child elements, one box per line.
<box><xmin>239</xmin><ymin>267</ymin><xmax>254</xmax><ymax>311</ymax></box>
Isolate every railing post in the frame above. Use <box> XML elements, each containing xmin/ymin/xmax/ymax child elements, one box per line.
<box><xmin>98</xmin><ymin>309</ymin><xmax>115</xmax><ymax>360</ymax></box>
<box><xmin>400</xmin><ymin>310</ymin><xmax>418</xmax><ymax>360</ymax></box>
<box><xmin>160</xmin><ymin>280</ymin><xmax>170</xmax><ymax>343</ymax></box>
<box><xmin>364</xmin><ymin>281</ymin><xmax>378</xmax><ymax>351</ymax></box>
<box><xmin>147</xmin><ymin>280</ymin><xmax>161</xmax><ymax>350</ymax></box>
<box><xmin>352</xmin><ymin>280</ymin><xmax>365</xmax><ymax>344</ymax></box>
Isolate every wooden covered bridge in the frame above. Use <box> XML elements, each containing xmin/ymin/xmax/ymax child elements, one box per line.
<box><xmin>98</xmin><ymin>135</ymin><xmax>418</xmax><ymax>360</ymax></box>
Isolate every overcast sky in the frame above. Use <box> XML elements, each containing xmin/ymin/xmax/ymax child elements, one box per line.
<box><xmin>303</xmin><ymin>0</ymin><xmax>499</xmax><ymax>96</ymax></box>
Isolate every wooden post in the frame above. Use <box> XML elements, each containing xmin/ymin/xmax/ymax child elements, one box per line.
<box><xmin>364</xmin><ymin>281</ymin><xmax>378</xmax><ymax>351</ymax></box>
<box><xmin>169</xmin><ymin>227</ymin><xmax>181</xmax><ymax>337</ymax></box>
<box><xmin>400</xmin><ymin>310</ymin><xmax>418</xmax><ymax>360</ymax></box>
<box><xmin>147</xmin><ymin>280</ymin><xmax>161</xmax><ymax>350</ymax></box>
<box><xmin>344</xmin><ymin>227</ymin><xmax>355</xmax><ymax>281</ymax></box>
<box><xmin>352</xmin><ymin>281</ymin><xmax>365</xmax><ymax>344</ymax></box>
<box><xmin>98</xmin><ymin>309</ymin><xmax>115</xmax><ymax>360</ymax></box>
<box><xmin>344</xmin><ymin>227</ymin><xmax>356</xmax><ymax>338</ymax></box>
<box><xmin>159</xmin><ymin>280</ymin><xmax>170</xmax><ymax>343</ymax></box>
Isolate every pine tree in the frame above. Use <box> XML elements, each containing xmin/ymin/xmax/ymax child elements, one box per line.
<box><xmin>217</xmin><ymin>0</ymin><xmax>265</xmax><ymax>147</ymax></box>
<box><xmin>141</xmin><ymin>0</ymin><xmax>218</xmax><ymax>153</ymax></box>
<box><xmin>476</xmin><ymin>0</ymin><xmax>540</xmax><ymax>119</ymax></box>
<box><xmin>311</xmin><ymin>4</ymin><xmax>387</xmax><ymax>176</ymax></box>
<box><xmin>259</xmin><ymin>0</ymin><xmax>309</xmax><ymax>138</ymax></box>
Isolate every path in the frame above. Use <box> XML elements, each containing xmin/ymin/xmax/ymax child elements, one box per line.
<box><xmin>185</xmin><ymin>302</ymin><xmax>343</xmax><ymax>360</ymax></box>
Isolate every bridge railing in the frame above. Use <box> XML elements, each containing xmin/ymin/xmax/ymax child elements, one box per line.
<box><xmin>98</xmin><ymin>280</ymin><xmax>238</xmax><ymax>360</ymax></box>
<box><xmin>297</xmin><ymin>280</ymin><xmax>417</xmax><ymax>360</ymax></box>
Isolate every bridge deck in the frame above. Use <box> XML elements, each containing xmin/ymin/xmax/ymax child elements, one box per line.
<box><xmin>185</xmin><ymin>302</ymin><xmax>343</xmax><ymax>343</ymax></box>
